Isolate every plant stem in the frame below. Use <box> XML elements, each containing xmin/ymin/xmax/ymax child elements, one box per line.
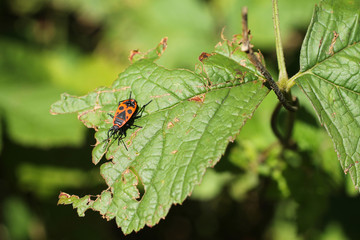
<box><xmin>241</xmin><ymin>7</ymin><xmax>297</xmax><ymax>112</ymax></box>
<box><xmin>271</xmin><ymin>101</ymin><xmax>298</xmax><ymax>151</ymax></box>
<box><xmin>272</xmin><ymin>0</ymin><xmax>288</xmax><ymax>90</ymax></box>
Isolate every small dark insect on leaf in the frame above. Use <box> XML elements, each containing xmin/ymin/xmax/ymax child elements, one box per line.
<box><xmin>103</xmin><ymin>91</ymin><xmax>152</xmax><ymax>151</ymax></box>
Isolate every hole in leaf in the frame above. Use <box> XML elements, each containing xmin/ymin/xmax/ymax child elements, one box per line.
<box><xmin>129</xmin><ymin>167</ymin><xmax>145</xmax><ymax>201</ymax></box>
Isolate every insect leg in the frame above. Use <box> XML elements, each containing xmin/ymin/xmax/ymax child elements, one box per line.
<box><xmin>120</xmin><ymin>138</ymin><xmax>128</xmax><ymax>151</ymax></box>
<box><xmin>102</xmin><ymin>129</ymin><xmax>112</xmax><ymax>149</ymax></box>
<box><xmin>136</xmin><ymin>100</ymin><xmax>152</xmax><ymax>118</ymax></box>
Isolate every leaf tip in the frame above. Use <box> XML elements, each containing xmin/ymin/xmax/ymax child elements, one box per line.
<box><xmin>58</xmin><ymin>192</ymin><xmax>75</xmax><ymax>205</ymax></box>
<box><xmin>128</xmin><ymin>37</ymin><xmax>168</xmax><ymax>63</ymax></box>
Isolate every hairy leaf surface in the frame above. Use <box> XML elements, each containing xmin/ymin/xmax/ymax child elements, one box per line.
<box><xmin>295</xmin><ymin>0</ymin><xmax>360</xmax><ymax>190</ymax></box>
<box><xmin>51</xmin><ymin>36</ymin><xmax>269</xmax><ymax>234</ymax></box>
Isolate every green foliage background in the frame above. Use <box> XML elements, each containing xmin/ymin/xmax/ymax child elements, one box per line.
<box><xmin>0</xmin><ymin>0</ymin><xmax>358</xmax><ymax>239</ymax></box>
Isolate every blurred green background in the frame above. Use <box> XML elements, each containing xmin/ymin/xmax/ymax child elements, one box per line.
<box><xmin>0</xmin><ymin>0</ymin><xmax>359</xmax><ymax>239</ymax></box>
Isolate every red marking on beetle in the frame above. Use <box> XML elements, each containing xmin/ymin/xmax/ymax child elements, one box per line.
<box><xmin>104</xmin><ymin>91</ymin><xmax>152</xmax><ymax>151</ymax></box>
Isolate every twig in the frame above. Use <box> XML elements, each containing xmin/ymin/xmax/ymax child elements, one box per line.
<box><xmin>271</xmin><ymin>101</ymin><xmax>298</xmax><ymax>150</ymax></box>
<box><xmin>241</xmin><ymin>7</ymin><xmax>297</xmax><ymax>112</ymax></box>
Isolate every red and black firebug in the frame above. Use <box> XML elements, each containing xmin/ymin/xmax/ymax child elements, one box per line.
<box><xmin>104</xmin><ymin>91</ymin><xmax>152</xmax><ymax>150</ymax></box>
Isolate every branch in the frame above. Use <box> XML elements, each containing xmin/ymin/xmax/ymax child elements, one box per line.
<box><xmin>241</xmin><ymin>7</ymin><xmax>297</xmax><ymax>112</ymax></box>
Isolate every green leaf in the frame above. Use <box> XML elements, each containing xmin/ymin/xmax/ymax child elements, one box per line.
<box><xmin>295</xmin><ymin>0</ymin><xmax>360</xmax><ymax>190</ymax></box>
<box><xmin>51</xmin><ymin>36</ymin><xmax>269</xmax><ymax>234</ymax></box>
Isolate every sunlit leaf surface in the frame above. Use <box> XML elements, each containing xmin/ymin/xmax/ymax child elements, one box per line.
<box><xmin>295</xmin><ymin>0</ymin><xmax>360</xmax><ymax>190</ymax></box>
<box><xmin>51</xmin><ymin>37</ymin><xmax>269</xmax><ymax>234</ymax></box>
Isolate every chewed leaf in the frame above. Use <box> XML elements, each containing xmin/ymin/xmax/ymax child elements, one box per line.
<box><xmin>51</xmin><ymin>36</ymin><xmax>269</xmax><ymax>234</ymax></box>
<box><xmin>295</xmin><ymin>0</ymin><xmax>360</xmax><ymax>190</ymax></box>
<box><xmin>129</xmin><ymin>37</ymin><xmax>168</xmax><ymax>63</ymax></box>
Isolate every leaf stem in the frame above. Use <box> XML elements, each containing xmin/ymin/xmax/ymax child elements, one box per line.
<box><xmin>286</xmin><ymin>72</ymin><xmax>302</xmax><ymax>91</ymax></box>
<box><xmin>271</xmin><ymin>101</ymin><xmax>298</xmax><ymax>151</ymax></box>
<box><xmin>272</xmin><ymin>0</ymin><xmax>288</xmax><ymax>90</ymax></box>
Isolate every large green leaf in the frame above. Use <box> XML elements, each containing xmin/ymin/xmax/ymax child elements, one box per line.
<box><xmin>51</xmin><ymin>36</ymin><xmax>269</xmax><ymax>234</ymax></box>
<box><xmin>295</xmin><ymin>0</ymin><xmax>360</xmax><ymax>190</ymax></box>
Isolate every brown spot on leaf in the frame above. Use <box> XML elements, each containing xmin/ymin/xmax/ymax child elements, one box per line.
<box><xmin>344</xmin><ymin>161</ymin><xmax>359</xmax><ymax>174</ymax></box>
<box><xmin>167</xmin><ymin>118</ymin><xmax>180</xmax><ymax>129</ymax></box>
<box><xmin>129</xmin><ymin>49</ymin><xmax>140</xmax><ymax>62</ymax></box>
<box><xmin>235</xmin><ymin>69</ymin><xmax>246</xmax><ymax>83</ymax></box>
<box><xmin>126</xmin><ymin>128</ymin><xmax>142</xmax><ymax>148</ymax></box>
<box><xmin>328</xmin><ymin>31</ymin><xmax>339</xmax><ymax>55</ymax></box>
<box><xmin>167</xmin><ymin>121</ymin><xmax>174</xmax><ymax>129</ymax></box>
<box><xmin>159</xmin><ymin>37</ymin><xmax>168</xmax><ymax>54</ymax></box>
<box><xmin>228</xmin><ymin>135</ymin><xmax>236</xmax><ymax>142</ymax></box>
<box><xmin>239</xmin><ymin>59</ymin><xmax>247</xmax><ymax>67</ymax></box>
<box><xmin>199</xmin><ymin>52</ymin><xmax>212</xmax><ymax>62</ymax></box>
<box><xmin>171</xmin><ymin>150</ymin><xmax>178</xmax><ymax>154</ymax></box>
<box><xmin>150</xmin><ymin>93</ymin><xmax>171</xmax><ymax>98</ymax></box>
<box><xmin>188</xmin><ymin>93</ymin><xmax>206</xmax><ymax>103</ymax></box>
<box><xmin>58</xmin><ymin>192</ymin><xmax>71</xmax><ymax>199</ymax></box>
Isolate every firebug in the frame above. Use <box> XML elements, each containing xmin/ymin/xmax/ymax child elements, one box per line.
<box><xmin>104</xmin><ymin>91</ymin><xmax>152</xmax><ymax>150</ymax></box>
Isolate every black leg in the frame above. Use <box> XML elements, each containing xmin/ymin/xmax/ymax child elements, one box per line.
<box><xmin>136</xmin><ymin>100</ymin><xmax>152</xmax><ymax>118</ymax></box>
<box><xmin>120</xmin><ymin>138</ymin><xmax>128</xmax><ymax>151</ymax></box>
<box><xmin>107</xmin><ymin>129</ymin><xmax>110</xmax><ymax>140</ymax></box>
<box><xmin>103</xmin><ymin>129</ymin><xmax>112</xmax><ymax>149</ymax></box>
<box><xmin>144</xmin><ymin>100</ymin><xmax>152</xmax><ymax>106</ymax></box>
